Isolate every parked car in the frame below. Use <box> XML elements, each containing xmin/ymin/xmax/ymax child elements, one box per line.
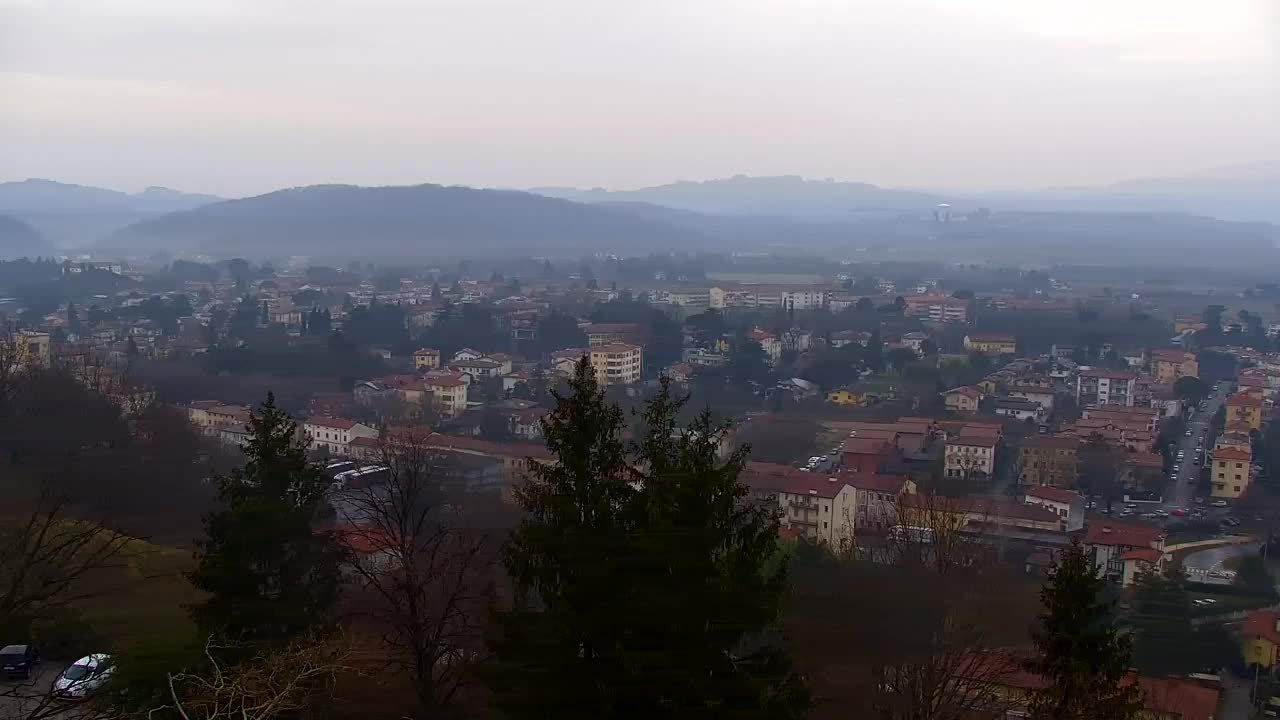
<box><xmin>53</xmin><ymin>654</ymin><xmax>113</xmax><ymax>699</ymax></box>
<box><xmin>0</xmin><ymin>644</ymin><xmax>38</xmax><ymax>679</ymax></box>
<box><xmin>1172</xmin><ymin>508</ymin><xmax>1188</xmax><ymax>517</ymax></box>
<box><xmin>1186</xmin><ymin>430</ymin><xmax>1193</xmax><ymax>436</ymax></box>
<box><xmin>1211</xmin><ymin>500</ymin><xmax>1229</xmax><ymax>508</ymax></box>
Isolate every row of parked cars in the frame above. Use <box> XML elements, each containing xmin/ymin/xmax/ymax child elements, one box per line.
<box><xmin>1</xmin><ymin>645</ymin><xmax>114</xmax><ymax>700</ymax></box>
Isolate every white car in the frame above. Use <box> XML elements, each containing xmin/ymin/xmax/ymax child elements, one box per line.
<box><xmin>53</xmin><ymin>654</ymin><xmax>113</xmax><ymax>699</ymax></box>
<box><xmin>1211</xmin><ymin>500</ymin><xmax>1229</xmax><ymax>508</ymax></box>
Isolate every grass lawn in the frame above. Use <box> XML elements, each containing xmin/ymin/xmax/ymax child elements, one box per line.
<box><xmin>75</xmin><ymin>540</ymin><xmax>201</xmax><ymax>652</ymax></box>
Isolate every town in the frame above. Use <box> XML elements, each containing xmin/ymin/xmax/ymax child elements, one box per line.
<box><xmin>4</xmin><ymin>251</ymin><xmax>1280</xmax><ymax>719</ymax></box>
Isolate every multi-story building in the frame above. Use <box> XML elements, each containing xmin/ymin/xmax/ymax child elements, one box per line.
<box><xmin>963</xmin><ymin>334</ymin><xmax>1017</xmax><ymax>354</ymax></box>
<box><xmin>1076</xmin><ymin>368</ymin><xmax>1137</xmax><ymax>407</ymax></box>
<box><xmin>4</xmin><ymin>330</ymin><xmax>52</xmax><ymax>368</ymax></box>
<box><xmin>903</xmin><ymin>294</ymin><xmax>969</xmax><ymax>323</ymax></box>
<box><xmin>589</xmin><ymin>343</ymin><xmax>643</xmax><ymax>385</ymax></box>
<box><xmin>942</xmin><ymin>386</ymin><xmax>981</xmax><ymax>413</ymax></box>
<box><xmin>1084</xmin><ymin>520</ymin><xmax>1166</xmax><ymax>586</ymax></box>
<box><xmin>1243</xmin><ymin>610</ymin><xmax>1280</xmax><ymax>671</ymax></box>
<box><xmin>748</xmin><ymin>328</ymin><xmax>782</xmax><ymax>365</ymax></box>
<box><xmin>1210</xmin><ymin>446</ymin><xmax>1252</xmax><ymax>498</ymax></box>
<box><xmin>1226</xmin><ymin>391</ymin><xmax>1265</xmax><ymax>431</ymax></box>
<box><xmin>303</xmin><ymin>416</ymin><xmax>379</xmax><ymax>456</ymax></box>
<box><xmin>423</xmin><ymin>374</ymin><xmax>470</xmax><ymax>419</ymax></box>
<box><xmin>582</xmin><ymin>323</ymin><xmax>647</xmax><ymax>347</ymax></box>
<box><xmin>781</xmin><ymin>288</ymin><xmax>828</xmax><ymax>311</ymax></box>
<box><xmin>412</xmin><ymin>348</ymin><xmax>440</xmax><ymax>370</ymax></box>
<box><xmin>1019</xmin><ymin>435</ymin><xmax>1080</xmax><ymax>488</ymax></box>
<box><xmin>1023</xmin><ymin>485</ymin><xmax>1086</xmax><ymax>531</ymax></box>
<box><xmin>1150</xmin><ymin>349</ymin><xmax>1198</xmax><ymax>383</ymax></box>
<box><xmin>944</xmin><ymin>434</ymin><xmax>997</xmax><ymax>480</ymax></box>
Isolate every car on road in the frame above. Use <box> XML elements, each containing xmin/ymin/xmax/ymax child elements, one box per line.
<box><xmin>1185</xmin><ymin>430</ymin><xmax>1193</xmax><ymax>436</ymax></box>
<box><xmin>1211</xmin><ymin>500</ymin><xmax>1229</xmax><ymax>508</ymax></box>
<box><xmin>1172</xmin><ymin>508</ymin><xmax>1188</xmax><ymax>516</ymax></box>
<box><xmin>53</xmin><ymin>654</ymin><xmax>113</xmax><ymax>699</ymax></box>
<box><xmin>0</xmin><ymin>644</ymin><xmax>38</xmax><ymax>679</ymax></box>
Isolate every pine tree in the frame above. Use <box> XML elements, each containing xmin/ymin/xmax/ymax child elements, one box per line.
<box><xmin>484</xmin><ymin>358</ymin><xmax>635</xmax><ymax>719</ymax></box>
<box><xmin>623</xmin><ymin>379</ymin><xmax>807</xmax><ymax>717</ymax></box>
<box><xmin>1130</xmin><ymin>562</ymin><xmax>1195</xmax><ymax>676</ymax></box>
<box><xmin>1026</xmin><ymin>539</ymin><xmax>1143</xmax><ymax>720</ymax></box>
<box><xmin>187</xmin><ymin>393</ymin><xmax>344</xmax><ymax>648</ymax></box>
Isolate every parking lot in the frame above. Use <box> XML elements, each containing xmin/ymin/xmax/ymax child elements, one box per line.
<box><xmin>0</xmin><ymin>662</ymin><xmax>90</xmax><ymax>719</ymax></box>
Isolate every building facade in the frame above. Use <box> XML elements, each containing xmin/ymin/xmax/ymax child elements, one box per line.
<box><xmin>589</xmin><ymin>343</ymin><xmax>643</xmax><ymax>385</ymax></box>
<box><xmin>1076</xmin><ymin>368</ymin><xmax>1137</xmax><ymax>407</ymax></box>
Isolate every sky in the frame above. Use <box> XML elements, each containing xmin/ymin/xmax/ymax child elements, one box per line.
<box><xmin>1</xmin><ymin>0</ymin><xmax>1278</xmax><ymax>197</ymax></box>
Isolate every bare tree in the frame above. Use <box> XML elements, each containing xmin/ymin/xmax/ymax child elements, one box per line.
<box><xmin>147</xmin><ymin>634</ymin><xmax>347</xmax><ymax>720</ymax></box>
<box><xmin>334</xmin><ymin>430</ymin><xmax>494</xmax><ymax>717</ymax></box>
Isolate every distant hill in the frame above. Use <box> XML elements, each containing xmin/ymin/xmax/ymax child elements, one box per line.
<box><xmin>530</xmin><ymin>175</ymin><xmax>955</xmax><ymax>219</ymax></box>
<box><xmin>0</xmin><ymin>215</ymin><xmax>55</xmax><ymax>260</ymax></box>
<box><xmin>105</xmin><ymin>183</ymin><xmax>711</xmax><ymax>259</ymax></box>
<box><xmin>0</xmin><ymin>179</ymin><xmax>224</xmax><ymax>248</ymax></box>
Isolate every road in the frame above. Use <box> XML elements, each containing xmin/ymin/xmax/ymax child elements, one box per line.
<box><xmin>1163</xmin><ymin>382</ymin><xmax>1232</xmax><ymax>510</ymax></box>
<box><xmin>1182</xmin><ymin>542</ymin><xmax>1259</xmax><ymax>585</ymax></box>
<box><xmin>0</xmin><ymin>662</ymin><xmax>87</xmax><ymax>719</ymax></box>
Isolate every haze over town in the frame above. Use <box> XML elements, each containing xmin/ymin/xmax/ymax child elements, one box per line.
<box><xmin>3</xmin><ymin>2</ymin><xmax>1280</xmax><ymax>720</ymax></box>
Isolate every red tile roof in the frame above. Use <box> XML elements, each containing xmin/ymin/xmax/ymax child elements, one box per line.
<box><xmin>843</xmin><ymin>438</ymin><xmax>896</xmax><ymax>455</ymax></box>
<box><xmin>1022</xmin><ymin>435</ymin><xmax>1079</xmax><ymax>450</ymax></box>
<box><xmin>1213</xmin><ymin>447</ymin><xmax>1252</xmax><ymax>461</ymax></box>
<box><xmin>1025</xmin><ymin>485</ymin><xmax>1080</xmax><ymax>504</ymax></box>
<box><xmin>777</xmin><ymin>474</ymin><xmax>847</xmax><ymax>500</ymax></box>
<box><xmin>1244</xmin><ymin>609</ymin><xmax>1280</xmax><ymax>646</ymax></box>
<box><xmin>306</xmin><ymin>416</ymin><xmax>357</xmax><ymax>430</ymax></box>
<box><xmin>1228</xmin><ymin>391</ymin><xmax>1265</xmax><ymax>408</ymax></box>
<box><xmin>1080</xmin><ymin>368</ymin><xmax>1138</xmax><ymax>380</ymax></box>
<box><xmin>1119</xmin><ymin>547</ymin><xmax>1163</xmax><ymax>563</ymax></box>
<box><xmin>1138</xmin><ymin>676</ymin><xmax>1220</xmax><ymax>720</ymax></box>
<box><xmin>1084</xmin><ymin>519</ymin><xmax>1164</xmax><ymax>548</ymax></box>
<box><xmin>837</xmin><ymin>472</ymin><xmax>910</xmax><ymax>494</ymax></box>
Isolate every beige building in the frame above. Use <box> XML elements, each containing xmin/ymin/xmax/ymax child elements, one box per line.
<box><xmin>1151</xmin><ymin>349</ymin><xmax>1198</xmax><ymax>383</ymax></box>
<box><xmin>1211</xmin><ymin>446</ymin><xmax>1252</xmax><ymax>499</ymax></box>
<box><xmin>4</xmin><ymin>330</ymin><xmax>51</xmax><ymax>368</ymax></box>
<box><xmin>424</xmin><ymin>375</ymin><xmax>470</xmax><ymax>418</ymax></box>
<box><xmin>589</xmin><ymin>343</ymin><xmax>642</xmax><ymax>385</ymax></box>
<box><xmin>412</xmin><ymin>348</ymin><xmax>440</xmax><ymax>370</ymax></box>
<box><xmin>944</xmin><ymin>435</ymin><xmax>997</xmax><ymax>480</ymax></box>
<box><xmin>303</xmin><ymin>417</ymin><xmax>378</xmax><ymax>456</ymax></box>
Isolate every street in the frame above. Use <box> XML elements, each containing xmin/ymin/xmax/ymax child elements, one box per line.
<box><xmin>1182</xmin><ymin>542</ymin><xmax>1259</xmax><ymax>585</ymax></box>
<box><xmin>0</xmin><ymin>662</ymin><xmax>89</xmax><ymax>720</ymax></box>
<box><xmin>1164</xmin><ymin>382</ymin><xmax>1233</xmax><ymax>510</ymax></box>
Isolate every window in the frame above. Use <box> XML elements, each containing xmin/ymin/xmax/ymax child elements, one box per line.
<box><xmin>1234</xmin><ymin>486</ymin><xmax>1241</xmax><ymax>492</ymax></box>
<box><xmin>1236</xmin><ymin>463</ymin><xmax>1243</xmax><ymax>469</ymax></box>
<box><xmin>822</xmin><ymin>522</ymin><xmax>828</xmax><ymax>529</ymax></box>
<box><xmin>1219</xmin><ymin>473</ymin><xmax>1225</xmax><ymax>479</ymax></box>
<box><xmin>823</xmin><ymin>505</ymin><xmax>828</xmax><ymax>512</ymax></box>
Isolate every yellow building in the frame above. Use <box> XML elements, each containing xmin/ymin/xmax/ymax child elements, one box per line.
<box><xmin>826</xmin><ymin>388</ymin><xmax>862</xmax><ymax>406</ymax></box>
<box><xmin>412</xmin><ymin>347</ymin><xmax>440</xmax><ymax>370</ymax></box>
<box><xmin>1210</xmin><ymin>446</ymin><xmax>1252</xmax><ymax>498</ymax></box>
<box><xmin>962</xmin><ymin>333</ymin><xmax>1017</xmax><ymax>354</ymax></box>
<box><xmin>1244</xmin><ymin>609</ymin><xmax>1280</xmax><ymax>669</ymax></box>
<box><xmin>4</xmin><ymin>330</ymin><xmax>51</xmax><ymax>368</ymax></box>
<box><xmin>1151</xmin><ymin>350</ymin><xmax>1198</xmax><ymax>383</ymax></box>
<box><xmin>1226</xmin><ymin>391</ymin><xmax>1265</xmax><ymax>431</ymax></box>
<box><xmin>589</xmin><ymin>343</ymin><xmax>643</xmax><ymax>386</ymax></box>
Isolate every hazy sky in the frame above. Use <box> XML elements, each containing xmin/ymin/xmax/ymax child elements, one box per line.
<box><xmin>2</xmin><ymin>0</ymin><xmax>1278</xmax><ymax>197</ymax></box>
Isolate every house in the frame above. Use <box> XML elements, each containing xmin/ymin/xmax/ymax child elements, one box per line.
<box><xmin>1023</xmin><ymin>485</ymin><xmax>1085</xmax><ymax>531</ymax></box>
<box><xmin>943</xmin><ymin>386</ymin><xmax>982</xmax><ymax>413</ymax></box>
<box><xmin>742</xmin><ymin>467</ymin><xmax>856</xmax><ymax>549</ymax></box>
<box><xmin>1076</xmin><ymin>368</ymin><xmax>1137</xmax><ymax>407</ymax></box>
<box><xmin>1210</xmin><ymin>446</ymin><xmax>1252</xmax><ymax>498</ymax></box>
<box><xmin>412</xmin><ymin>348</ymin><xmax>441</xmax><ymax>370</ymax></box>
<box><xmin>332</xmin><ymin>525</ymin><xmax>397</xmax><ymax>574</ymax></box>
<box><xmin>1243</xmin><ymin>609</ymin><xmax>1280</xmax><ymax>670</ymax></box>
<box><xmin>826</xmin><ymin>387</ymin><xmax>862</xmax><ymax>406</ymax></box>
<box><xmin>841</xmin><ymin>437</ymin><xmax>898</xmax><ymax>474</ymax></box>
<box><xmin>423</xmin><ymin>374</ymin><xmax>470</xmax><ymax>419</ymax></box>
<box><xmin>748</xmin><ymin>328</ymin><xmax>782</xmax><ymax>364</ymax></box>
<box><xmin>898</xmin><ymin>494</ymin><xmax>1063</xmax><ymax>533</ymax></box>
<box><xmin>451</xmin><ymin>348</ymin><xmax>486</xmax><ymax>362</ymax></box>
<box><xmin>1151</xmin><ymin>349</ymin><xmax>1198</xmax><ymax>383</ymax></box>
<box><xmin>943</xmin><ymin>434</ymin><xmax>997</xmax><ymax>480</ymax></box>
<box><xmin>1226</xmin><ymin>391</ymin><xmax>1265</xmax><ymax>431</ymax></box>
<box><xmin>829</xmin><ymin>330</ymin><xmax>871</xmax><ymax>348</ymax></box>
<box><xmin>994</xmin><ymin>397</ymin><xmax>1041</xmax><ymax>421</ymax></box>
<box><xmin>963</xmin><ymin>333</ymin><xmax>1017</xmax><ymax>354</ymax></box>
<box><xmin>1083</xmin><ymin>520</ymin><xmax>1165</xmax><ymax>586</ymax></box>
<box><xmin>303</xmin><ymin>417</ymin><xmax>379</xmax><ymax>456</ymax></box>
<box><xmin>663</xmin><ymin>362</ymin><xmax>694</xmax><ymax>383</ymax></box>
<box><xmin>839</xmin><ymin>472</ymin><xmax>917</xmax><ymax>533</ymax></box>
<box><xmin>589</xmin><ymin>343</ymin><xmax>643</xmax><ymax>385</ymax></box>
<box><xmin>550</xmin><ymin>348</ymin><xmax>588</xmax><ymax>376</ymax></box>
<box><xmin>450</xmin><ymin>357</ymin><xmax>504</xmax><ymax>379</ymax></box>
<box><xmin>1005</xmin><ymin>385</ymin><xmax>1055</xmax><ymax>410</ymax></box>
<box><xmin>1019</xmin><ymin>435</ymin><xmax>1079</xmax><ymax>488</ymax></box>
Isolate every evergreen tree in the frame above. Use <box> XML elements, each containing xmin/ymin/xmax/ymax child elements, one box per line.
<box><xmin>126</xmin><ymin>336</ymin><xmax>139</xmax><ymax>357</ymax></box>
<box><xmin>1130</xmin><ymin>563</ymin><xmax>1195</xmax><ymax>676</ymax></box>
<box><xmin>485</xmin><ymin>358</ymin><xmax>635</xmax><ymax>719</ymax></box>
<box><xmin>1026</xmin><ymin>539</ymin><xmax>1143</xmax><ymax>720</ymax></box>
<box><xmin>187</xmin><ymin>393</ymin><xmax>344</xmax><ymax>647</ymax></box>
<box><xmin>430</xmin><ymin>281</ymin><xmax>441</xmax><ymax>299</ymax></box>
<box><xmin>624</xmin><ymin>380</ymin><xmax>807</xmax><ymax>717</ymax></box>
<box><xmin>259</xmin><ymin>300</ymin><xmax>269</xmax><ymax>326</ymax></box>
<box><xmin>66</xmin><ymin>302</ymin><xmax>81</xmax><ymax>335</ymax></box>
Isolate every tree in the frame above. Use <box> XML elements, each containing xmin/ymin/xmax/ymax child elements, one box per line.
<box><xmin>1130</xmin><ymin>563</ymin><xmax>1195</xmax><ymax>676</ymax></box>
<box><xmin>855</xmin><ymin>297</ymin><xmax>874</xmax><ymax>312</ymax></box>
<box><xmin>1173</xmin><ymin>376</ymin><xmax>1209</xmax><ymax>405</ymax></box>
<box><xmin>484</xmin><ymin>359</ymin><xmax>634</xmax><ymax>719</ymax></box>
<box><xmin>920</xmin><ymin>338</ymin><xmax>938</xmax><ymax>356</ymax></box>
<box><xmin>887</xmin><ymin>347</ymin><xmax>917</xmax><ymax>376</ymax></box>
<box><xmin>336</xmin><ymin>432</ymin><xmax>494</xmax><ymax>716</ymax></box>
<box><xmin>727</xmin><ymin>340</ymin><xmax>772</xmax><ymax>388</ymax></box>
<box><xmin>187</xmin><ymin>393</ymin><xmax>345</xmax><ymax>648</ymax></box>
<box><xmin>66</xmin><ymin>302</ymin><xmax>81</xmax><ymax>336</ymax></box>
<box><xmin>1026</xmin><ymin>539</ymin><xmax>1143</xmax><ymax>720</ymax></box>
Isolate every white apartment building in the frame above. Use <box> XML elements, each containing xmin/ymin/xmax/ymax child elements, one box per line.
<box><xmin>589</xmin><ymin>343</ymin><xmax>643</xmax><ymax>385</ymax></box>
<box><xmin>303</xmin><ymin>417</ymin><xmax>378</xmax><ymax>456</ymax></box>
<box><xmin>782</xmin><ymin>289</ymin><xmax>828</xmax><ymax>311</ymax></box>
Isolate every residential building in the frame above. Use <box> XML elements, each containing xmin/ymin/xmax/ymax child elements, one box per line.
<box><xmin>303</xmin><ymin>417</ymin><xmax>378</xmax><ymax>456</ymax></box>
<box><xmin>451</xmin><ymin>348</ymin><xmax>486</xmax><ymax>362</ymax></box>
<box><xmin>829</xmin><ymin>330</ymin><xmax>871</xmax><ymax>348</ymax></box>
<box><xmin>1082</xmin><ymin>404</ymin><xmax>1159</xmax><ymax>432</ymax></box>
<box><xmin>1019</xmin><ymin>435</ymin><xmax>1079</xmax><ymax>488</ymax></box>
<box><xmin>900</xmin><ymin>331</ymin><xmax>929</xmax><ymax>353</ymax></box>
<box><xmin>781</xmin><ymin>288</ymin><xmax>827</xmax><ymax>311</ymax></box>
<box><xmin>412</xmin><ymin>348</ymin><xmax>440</xmax><ymax>370</ymax></box>
<box><xmin>1076</xmin><ymin>368</ymin><xmax>1137</xmax><ymax>407</ymax></box>
<box><xmin>898</xmin><ymin>494</ymin><xmax>1062</xmax><ymax>533</ymax></box>
<box><xmin>550</xmin><ymin>348</ymin><xmax>588</xmax><ymax>376</ymax></box>
<box><xmin>942</xmin><ymin>386</ymin><xmax>981</xmax><ymax>413</ymax></box>
<box><xmin>423</xmin><ymin>374</ymin><xmax>470</xmax><ymax>419</ymax></box>
<box><xmin>1083</xmin><ymin>520</ymin><xmax>1165</xmax><ymax>586</ymax></box>
<box><xmin>450</xmin><ymin>357</ymin><xmax>504</xmax><ymax>379</ymax></box>
<box><xmin>1226</xmin><ymin>390</ymin><xmax>1265</xmax><ymax>431</ymax></box>
<box><xmin>742</xmin><ymin>466</ymin><xmax>856</xmax><ymax>548</ymax></box>
<box><xmin>748</xmin><ymin>328</ymin><xmax>782</xmax><ymax>364</ymax></box>
<box><xmin>839</xmin><ymin>472</ymin><xmax>917</xmax><ymax>533</ymax></box>
<box><xmin>944</xmin><ymin>434</ymin><xmax>997</xmax><ymax>480</ymax></box>
<box><xmin>583</xmin><ymin>322</ymin><xmax>646</xmax><ymax>347</ymax></box>
<box><xmin>963</xmin><ymin>333</ymin><xmax>1017</xmax><ymax>354</ymax></box>
<box><xmin>1005</xmin><ymin>385</ymin><xmax>1055</xmax><ymax>411</ymax></box>
<box><xmin>4</xmin><ymin>330</ymin><xmax>51</xmax><ymax>368</ymax></box>
<box><xmin>1243</xmin><ymin>609</ymin><xmax>1280</xmax><ymax>670</ymax></box>
<box><xmin>994</xmin><ymin>397</ymin><xmax>1041</xmax><ymax>421</ymax></box>
<box><xmin>1210</xmin><ymin>446</ymin><xmax>1252</xmax><ymax>498</ymax></box>
<box><xmin>841</xmin><ymin>438</ymin><xmax>898</xmax><ymax>474</ymax></box>
<box><xmin>974</xmin><ymin>660</ymin><xmax>1219</xmax><ymax>720</ymax></box>
<box><xmin>825</xmin><ymin>387</ymin><xmax>863</xmax><ymax>406</ymax></box>
<box><xmin>1150</xmin><ymin>349</ymin><xmax>1198</xmax><ymax>383</ymax></box>
<box><xmin>589</xmin><ymin>343</ymin><xmax>643</xmax><ymax>385</ymax></box>
<box><xmin>1023</xmin><ymin>485</ymin><xmax>1085</xmax><ymax>531</ymax></box>
<box><xmin>902</xmin><ymin>294</ymin><xmax>969</xmax><ymax>323</ymax></box>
